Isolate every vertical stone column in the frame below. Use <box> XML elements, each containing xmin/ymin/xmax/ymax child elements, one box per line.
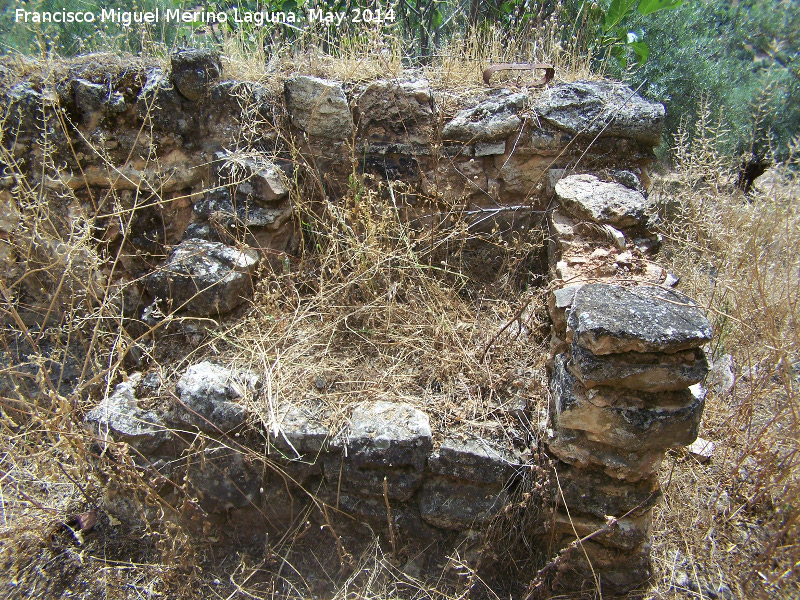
<box><xmin>545</xmin><ymin>283</ymin><xmax>712</xmax><ymax>592</ymax></box>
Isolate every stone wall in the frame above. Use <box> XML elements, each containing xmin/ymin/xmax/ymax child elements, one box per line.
<box><xmin>0</xmin><ymin>50</ymin><xmax>711</xmax><ymax>595</ymax></box>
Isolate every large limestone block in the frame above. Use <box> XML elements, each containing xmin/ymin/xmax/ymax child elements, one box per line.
<box><xmin>323</xmin><ymin>459</ymin><xmax>424</xmax><ymax>501</ymax></box>
<box><xmin>170</xmin><ymin>48</ymin><xmax>221</xmax><ymax>102</ymax></box>
<box><xmin>85</xmin><ymin>374</ymin><xmax>172</xmax><ymax>454</ymax></box>
<box><xmin>569</xmin><ymin>343</ymin><xmax>710</xmax><ymax>391</ymax></box>
<box><xmin>266</xmin><ymin>402</ymin><xmax>329</xmax><ymax>456</ymax></box>
<box><xmin>186</xmin><ymin>445</ymin><xmax>261</xmax><ymax>512</ymax></box>
<box><xmin>173</xmin><ymin>361</ymin><xmax>259</xmax><ymax>432</ymax></box>
<box><xmin>554</xmin><ymin>174</ymin><xmax>647</xmax><ymax>228</ymax></box>
<box><xmin>284</xmin><ymin>75</ymin><xmax>353</xmax><ymax>139</ymax></box>
<box><xmin>553</xmin><ymin>510</ymin><xmax>651</xmax><ymax>551</ymax></box>
<box><xmin>428</xmin><ymin>436</ymin><xmax>519</xmax><ymax>485</ymax></box>
<box><xmin>547</xmin><ymin>428</ymin><xmax>663</xmax><ymax>481</ymax></box>
<box><xmin>418</xmin><ymin>477</ymin><xmax>507</xmax><ymax>529</ymax></box>
<box><xmin>533</xmin><ymin>81</ymin><xmax>665</xmax><ymax>146</ymax></box>
<box><xmin>356</xmin><ymin>79</ymin><xmax>433</xmax><ymax>144</ymax></box>
<box><xmin>441</xmin><ymin>89</ymin><xmax>528</xmax><ymax>141</ymax></box>
<box><xmin>555</xmin><ymin>463</ymin><xmax>661</xmax><ymax>518</ymax></box>
<box><xmin>145</xmin><ymin>239</ymin><xmax>259</xmax><ymax>316</ymax></box>
<box><xmin>566</xmin><ymin>283</ymin><xmax>713</xmax><ymax>355</ymax></box>
<box><xmin>333</xmin><ymin>400</ymin><xmax>432</xmax><ymax>470</ymax></box>
<box><xmin>551</xmin><ymin>355</ymin><xmax>705</xmax><ymax>450</ymax></box>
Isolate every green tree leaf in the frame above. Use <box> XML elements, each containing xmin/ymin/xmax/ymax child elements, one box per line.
<box><xmin>638</xmin><ymin>0</ymin><xmax>684</xmax><ymax>17</ymax></box>
<box><xmin>604</xmin><ymin>0</ymin><xmax>639</xmax><ymax>33</ymax></box>
<box><xmin>630</xmin><ymin>41</ymin><xmax>651</xmax><ymax>63</ymax></box>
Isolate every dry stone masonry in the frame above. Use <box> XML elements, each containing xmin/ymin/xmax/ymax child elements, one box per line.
<box><xmin>0</xmin><ymin>49</ymin><xmax>711</xmax><ymax>595</ymax></box>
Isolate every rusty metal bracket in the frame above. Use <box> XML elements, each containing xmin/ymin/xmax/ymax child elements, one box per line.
<box><xmin>483</xmin><ymin>63</ymin><xmax>555</xmax><ymax>87</ymax></box>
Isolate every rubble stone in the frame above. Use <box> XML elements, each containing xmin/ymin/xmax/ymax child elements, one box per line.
<box><xmin>569</xmin><ymin>344</ymin><xmax>709</xmax><ymax>391</ymax></box>
<box><xmin>428</xmin><ymin>436</ymin><xmax>519</xmax><ymax>485</ymax></box>
<box><xmin>85</xmin><ymin>374</ymin><xmax>172</xmax><ymax>454</ymax></box>
<box><xmin>547</xmin><ymin>428</ymin><xmax>664</xmax><ymax>481</ymax></box>
<box><xmin>555</xmin><ymin>174</ymin><xmax>648</xmax><ymax>228</ymax></box>
<box><xmin>566</xmin><ymin>283</ymin><xmax>713</xmax><ymax>355</ymax></box>
<box><xmin>145</xmin><ymin>239</ymin><xmax>259</xmax><ymax>316</ymax></box>
<box><xmin>284</xmin><ymin>75</ymin><xmax>353</xmax><ymax>139</ymax></box>
<box><xmin>552</xmin><ymin>355</ymin><xmax>705</xmax><ymax>450</ymax></box>
<box><xmin>170</xmin><ymin>48</ymin><xmax>222</xmax><ymax>102</ymax></box>
<box><xmin>334</xmin><ymin>401</ymin><xmax>432</xmax><ymax>470</ymax></box>
<box><xmin>441</xmin><ymin>90</ymin><xmax>528</xmax><ymax>141</ymax></box>
<box><xmin>418</xmin><ymin>477</ymin><xmax>508</xmax><ymax>529</ymax></box>
<box><xmin>174</xmin><ymin>361</ymin><xmax>259</xmax><ymax>432</ymax></box>
<box><xmin>533</xmin><ymin>81</ymin><xmax>664</xmax><ymax>145</ymax></box>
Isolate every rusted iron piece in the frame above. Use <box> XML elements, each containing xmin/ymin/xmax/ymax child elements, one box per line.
<box><xmin>483</xmin><ymin>63</ymin><xmax>555</xmax><ymax>86</ymax></box>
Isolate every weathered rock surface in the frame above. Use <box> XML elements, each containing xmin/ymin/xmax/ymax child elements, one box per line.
<box><xmin>186</xmin><ymin>445</ymin><xmax>261</xmax><ymax>512</ymax></box>
<box><xmin>170</xmin><ymin>48</ymin><xmax>222</xmax><ymax>102</ymax></box>
<box><xmin>554</xmin><ymin>174</ymin><xmax>648</xmax><ymax>228</ymax></box>
<box><xmin>553</xmin><ymin>510</ymin><xmax>651</xmax><ymax>550</ymax></box>
<box><xmin>266</xmin><ymin>402</ymin><xmax>329</xmax><ymax>456</ymax></box>
<box><xmin>284</xmin><ymin>75</ymin><xmax>353</xmax><ymax>139</ymax></box>
<box><xmin>193</xmin><ymin>186</ymin><xmax>291</xmax><ymax>231</ymax></box>
<box><xmin>566</xmin><ymin>284</ymin><xmax>713</xmax><ymax>355</ymax></box>
<box><xmin>569</xmin><ymin>342</ymin><xmax>710</xmax><ymax>391</ymax></box>
<box><xmin>145</xmin><ymin>239</ymin><xmax>259</xmax><ymax>316</ymax></box>
<box><xmin>553</xmin><ymin>541</ymin><xmax>652</xmax><ymax>594</ymax></box>
<box><xmin>173</xmin><ymin>361</ymin><xmax>259</xmax><ymax>432</ymax></box>
<box><xmin>548</xmin><ymin>428</ymin><xmax>664</xmax><ymax>480</ymax></box>
<box><xmin>325</xmin><ymin>462</ymin><xmax>424</xmax><ymax>501</ymax></box>
<box><xmin>556</xmin><ymin>463</ymin><xmax>661</xmax><ymax>518</ymax></box>
<box><xmin>418</xmin><ymin>477</ymin><xmax>507</xmax><ymax>529</ymax></box>
<box><xmin>533</xmin><ymin>81</ymin><xmax>665</xmax><ymax>145</ymax></box>
<box><xmin>334</xmin><ymin>401</ymin><xmax>432</xmax><ymax>470</ymax></box>
<box><xmin>548</xmin><ymin>283</ymin><xmax>583</xmax><ymax>335</ymax></box>
<box><xmin>214</xmin><ymin>152</ymin><xmax>290</xmax><ymax>204</ymax></box>
<box><xmin>441</xmin><ymin>90</ymin><xmax>527</xmax><ymax>141</ymax></box>
<box><xmin>428</xmin><ymin>437</ymin><xmax>518</xmax><ymax>485</ymax></box>
<box><xmin>552</xmin><ymin>355</ymin><xmax>705</xmax><ymax>450</ymax></box>
<box><xmin>356</xmin><ymin>79</ymin><xmax>433</xmax><ymax>144</ymax></box>
<box><xmin>85</xmin><ymin>374</ymin><xmax>172</xmax><ymax>454</ymax></box>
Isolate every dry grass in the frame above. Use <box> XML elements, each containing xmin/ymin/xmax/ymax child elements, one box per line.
<box><xmin>643</xmin><ymin>128</ymin><xmax>800</xmax><ymax>598</ymax></box>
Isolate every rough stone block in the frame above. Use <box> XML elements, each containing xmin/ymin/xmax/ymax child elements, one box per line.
<box><xmin>173</xmin><ymin>361</ymin><xmax>259</xmax><ymax>433</ymax></box>
<box><xmin>569</xmin><ymin>343</ymin><xmax>710</xmax><ymax>391</ymax></box>
<box><xmin>323</xmin><ymin>457</ymin><xmax>424</xmax><ymax>501</ymax></box>
<box><xmin>266</xmin><ymin>402</ymin><xmax>329</xmax><ymax>456</ymax></box>
<box><xmin>555</xmin><ymin>462</ymin><xmax>661</xmax><ymax>518</ymax></box>
<box><xmin>418</xmin><ymin>477</ymin><xmax>508</xmax><ymax>529</ymax></box>
<box><xmin>551</xmin><ymin>355</ymin><xmax>705</xmax><ymax>450</ymax></box>
<box><xmin>552</xmin><ymin>510</ymin><xmax>651</xmax><ymax>550</ymax></box>
<box><xmin>186</xmin><ymin>445</ymin><xmax>261</xmax><ymax>513</ymax></box>
<box><xmin>555</xmin><ymin>174</ymin><xmax>647</xmax><ymax>228</ymax></box>
<box><xmin>85</xmin><ymin>374</ymin><xmax>172</xmax><ymax>454</ymax></box>
<box><xmin>145</xmin><ymin>239</ymin><xmax>259</xmax><ymax>316</ymax></box>
<box><xmin>356</xmin><ymin>79</ymin><xmax>433</xmax><ymax>144</ymax></box>
<box><xmin>213</xmin><ymin>152</ymin><xmax>290</xmax><ymax>205</ymax></box>
<box><xmin>533</xmin><ymin>81</ymin><xmax>664</xmax><ymax>145</ymax></box>
<box><xmin>547</xmin><ymin>283</ymin><xmax>583</xmax><ymax>337</ymax></box>
<box><xmin>284</xmin><ymin>75</ymin><xmax>353</xmax><ymax>139</ymax></box>
<box><xmin>566</xmin><ymin>283</ymin><xmax>713</xmax><ymax>355</ymax></box>
<box><xmin>428</xmin><ymin>436</ymin><xmax>519</xmax><ymax>485</ymax></box>
<box><xmin>552</xmin><ymin>541</ymin><xmax>652</xmax><ymax>595</ymax></box>
<box><xmin>334</xmin><ymin>401</ymin><xmax>432</xmax><ymax>470</ymax></box>
<box><xmin>170</xmin><ymin>48</ymin><xmax>222</xmax><ymax>102</ymax></box>
<box><xmin>441</xmin><ymin>89</ymin><xmax>527</xmax><ymax>141</ymax></box>
<box><xmin>547</xmin><ymin>428</ymin><xmax>663</xmax><ymax>481</ymax></box>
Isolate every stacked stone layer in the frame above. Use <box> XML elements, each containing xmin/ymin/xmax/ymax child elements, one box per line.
<box><xmin>545</xmin><ymin>174</ymin><xmax>712</xmax><ymax>593</ymax></box>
